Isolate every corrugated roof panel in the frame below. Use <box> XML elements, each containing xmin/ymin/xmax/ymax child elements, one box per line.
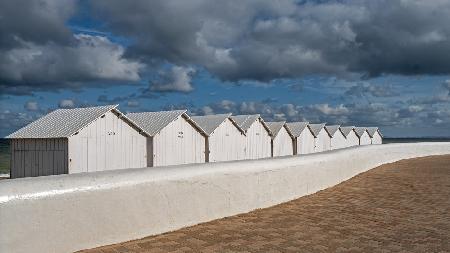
<box><xmin>6</xmin><ymin>105</ymin><xmax>117</xmax><ymax>138</ymax></box>
<box><xmin>126</xmin><ymin>110</ymin><xmax>187</xmax><ymax>136</ymax></box>
<box><xmin>190</xmin><ymin>113</ymin><xmax>231</xmax><ymax>136</ymax></box>
<box><xmin>285</xmin><ymin>122</ymin><xmax>309</xmax><ymax>137</ymax></box>
<box><xmin>340</xmin><ymin>126</ymin><xmax>355</xmax><ymax>137</ymax></box>
<box><xmin>230</xmin><ymin>114</ymin><xmax>260</xmax><ymax>132</ymax></box>
<box><xmin>309</xmin><ymin>123</ymin><xmax>326</xmax><ymax>137</ymax></box>
<box><xmin>324</xmin><ymin>125</ymin><xmax>340</xmax><ymax>137</ymax></box>
<box><xmin>266</xmin><ymin>121</ymin><xmax>285</xmax><ymax>138</ymax></box>
<box><xmin>354</xmin><ymin>127</ymin><xmax>367</xmax><ymax>137</ymax></box>
<box><xmin>366</xmin><ymin>127</ymin><xmax>380</xmax><ymax>137</ymax></box>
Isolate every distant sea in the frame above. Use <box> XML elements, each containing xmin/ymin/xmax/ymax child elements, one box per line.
<box><xmin>0</xmin><ymin>137</ymin><xmax>449</xmax><ymax>174</ymax></box>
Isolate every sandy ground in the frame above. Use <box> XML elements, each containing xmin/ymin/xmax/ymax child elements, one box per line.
<box><xmin>78</xmin><ymin>155</ymin><xmax>450</xmax><ymax>253</ymax></box>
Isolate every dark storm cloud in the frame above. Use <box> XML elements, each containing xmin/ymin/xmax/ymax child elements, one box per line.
<box><xmin>0</xmin><ymin>0</ymin><xmax>142</xmax><ymax>95</ymax></box>
<box><xmin>93</xmin><ymin>0</ymin><xmax>450</xmax><ymax>82</ymax></box>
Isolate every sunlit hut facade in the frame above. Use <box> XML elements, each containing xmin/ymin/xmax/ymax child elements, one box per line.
<box><xmin>231</xmin><ymin>114</ymin><xmax>272</xmax><ymax>160</ymax></box>
<box><xmin>367</xmin><ymin>127</ymin><xmax>383</xmax><ymax>144</ymax></box>
<box><xmin>325</xmin><ymin>125</ymin><xmax>347</xmax><ymax>150</ymax></box>
<box><xmin>6</xmin><ymin>105</ymin><xmax>149</xmax><ymax>178</ymax></box>
<box><xmin>354</xmin><ymin>127</ymin><xmax>372</xmax><ymax>145</ymax></box>
<box><xmin>127</xmin><ymin>110</ymin><xmax>207</xmax><ymax>167</ymax></box>
<box><xmin>340</xmin><ymin>126</ymin><xmax>360</xmax><ymax>147</ymax></box>
<box><xmin>190</xmin><ymin>113</ymin><xmax>245</xmax><ymax>162</ymax></box>
<box><xmin>266</xmin><ymin>121</ymin><xmax>294</xmax><ymax>157</ymax></box>
<box><xmin>286</xmin><ymin>122</ymin><xmax>315</xmax><ymax>155</ymax></box>
<box><xmin>309</xmin><ymin>123</ymin><xmax>331</xmax><ymax>153</ymax></box>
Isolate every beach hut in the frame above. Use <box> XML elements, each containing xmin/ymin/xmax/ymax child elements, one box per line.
<box><xmin>340</xmin><ymin>126</ymin><xmax>360</xmax><ymax>147</ymax></box>
<box><xmin>6</xmin><ymin>105</ymin><xmax>149</xmax><ymax>178</ymax></box>
<box><xmin>325</xmin><ymin>125</ymin><xmax>347</xmax><ymax>150</ymax></box>
<box><xmin>127</xmin><ymin>110</ymin><xmax>207</xmax><ymax>167</ymax></box>
<box><xmin>309</xmin><ymin>123</ymin><xmax>331</xmax><ymax>153</ymax></box>
<box><xmin>190</xmin><ymin>113</ymin><xmax>246</xmax><ymax>162</ymax></box>
<box><xmin>266</xmin><ymin>121</ymin><xmax>295</xmax><ymax>157</ymax></box>
<box><xmin>367</xmin><ymin>127</ymin><xmax>383</xmax><ymax>144</ymax></box>
<box><xmin>354</xmin><ymin>127</ymin><xmax>371</xmax><ymax>145</ymax></box>
<box><xmin>231</xmin><ymin>114</ymin><xmax>272</xmax><ymax>160</ymax></box>
<box><xmin>286</xmin><ymin>122</ymin><xmax>315</xmax><ymax>155</ymax></box>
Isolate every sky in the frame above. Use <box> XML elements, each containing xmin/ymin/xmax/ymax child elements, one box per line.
<box><xmin>1</xmin><ymin>0</ymin><xmax>450</xmax><ymax>138</ymax></box>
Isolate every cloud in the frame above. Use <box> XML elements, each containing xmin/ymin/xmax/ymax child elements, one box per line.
<box><xmin>24</xmin><ymin>101</ymin><xmax>39</xmax><ymax>111</ymax></box>
<box><xmin>0</xmin><ymin>1</ymin><xmax>143</xmax><ymax>96</ymax></box>
<box><xmin>93</xmin><ymin>0</ymin><xmax>450</xmax><ymax>82</ymax></box>
<box><xmin>345</xmin><ymin>82</ymin><xmax>399</xmax><ymax>98</ymax></box>
<box><xmin>58</xmin><ymin>99</ymin><xmax>75</xmax><ymax>108</ymax></box>
<box><xmin>150</xmin><ymin>66</ymin><xmax>195</xmax><ymax>93</ymax></box>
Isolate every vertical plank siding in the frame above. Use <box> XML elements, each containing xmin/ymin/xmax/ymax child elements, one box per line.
<box><xmin>209</xmin><ymin>119</ymin><xmax>246</xmax><ymax>162</ymax></box>
<box><xmin>371</xmin><ymin>132</ymin><xmax>383</xmax><ymax>144</ymax></box>
<box><xmin>359</xmin><ymin>132</ymin><xmax>372</xmax><ymax>145</ymax></box>
<box><xmin>345</xmin><ymin>131</ymin><xmax>360</xmax><ymax>147</ymax></box>
<box><xmin>68</xmin><ymin>111</ymin><xmax>147</xmax><ymax>173</ymax></box>
<box><xmin>10</xmin><ymin>138</ymin><xmax>68</xmax><ymax>178</ymax></box>
<box><xmin>297</xmin><ymin>129</ymin><xmax>315</xmax><ymax>155</ymax></box>
<box><xmin>314</xmin><ymin>129</ymin><xmax>331</xmax><ymax>153</ymax></box>
<box><xmin>272</xmin><ymin>127</ymin><xmax>294</xmax><ymax>157</ymax></box>
<box><xmin>152</xmin><ymin>116</ymin><xmax>205</xmax><ymax>167</ymax></box>
<box><xmin>244</xmin><ymin>120</ymin><xmax>272</xmax><ymax>159</ymax></box>
<box><xmin>330</xmin><ymin>131</ymin><xmax>347</xmax><ymax>150</ymax></box>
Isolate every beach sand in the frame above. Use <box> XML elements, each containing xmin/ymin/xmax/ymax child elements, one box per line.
<box><xmin>78</xmin><ymin>155</ymin><xmax>450</xmax><ymax>252</ymax></box>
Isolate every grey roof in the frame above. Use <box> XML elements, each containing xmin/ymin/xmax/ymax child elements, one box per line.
<box><xmin>190</xmin><ymin>113</ymin><xmax>232</xmax><ymax>136</ymax></box>
<box><xmin>285</xmin><ymin>122</ymin><xmax>309</xmax><ymax>137</ymax></box>
<box><xmin>340</xmin><ymin>126</ymin><xmax>355</xmax><ymax>137</ymax></box>
<box><xmin>308</xmin><ymin>123</ymin><xmax>326</xmax><ymax>137</ymax></box>
<box><xmin>229</xmin><ymin>114</ymin><xmax>257</xmax><ymax>131</ymax></box>
<box><xmin>266</xmin><ymin>121</ymin><xmax>286</xmax><ymax>138</ymax></box>
<box><xmin>6</xmin><ymin>105</ymin><xmax>119</xmax><ymax>138</ymax></box>
<box><xmin>354</xmin><ymin>127</ymin><xmax>368</xmax><ymax>137</ymax></box>
<box><xmin>366</xmin><ymin>127</ymin><xmax>382</xmax><ymax>137</ymax></box>
<box><xmin>324</xmin><ymin>125</ymin><xmax>341</xmax><ymax>137</ymax></box>
<box><xmin>127</xmin><ymin>110</ymin><xmax>187</xmax><ymax>136</ymax></box>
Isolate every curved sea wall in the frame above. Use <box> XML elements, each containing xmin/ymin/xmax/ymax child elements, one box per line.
<box><xmin>1</xmin><ymin>142</ymin><xmax>450</xmax><ymax>253</ymax></box>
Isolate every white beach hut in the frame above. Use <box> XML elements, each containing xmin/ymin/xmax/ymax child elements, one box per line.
<box><xmin>367</xmin><ymin>127</ymin><xmax>383</xmax><ymax>144</ymax></box>
<box><xmin>231</xmin><ymin>114</ymin><xmax>272</xmax><ymax>160</ymax></box>
<box><xmin>309</xmin><ymin>123</ymin><xmax>331</xmax><ymax>153</ymax></box>
<box><xmin>6</xmin><ymin>105</ymin><xmax>148</xmax><ymax>178</ymax></box>
<box><xmin>190</xmin><ymin>113</ymin><xmax>246</xmax><ymax>162</ymax></box>
<box><xmin>266</xmin><ymin>121</ymin><xmax>295</xmax><ymax>157</ymax></box>
<box><xmin>325</xmin><ymin>125</ymin><xmax>347</xmax><ymax>150</ymax></box>
<box><xmin>286</xmin><ymin>122</ymin><xmax>315</xmax><ymax>155</ymax></box>
<box><xmin>127</xmin><ymin>110</ymin><xmax>207</xmax><ymax>167</ymax></box>
<box><xmin>340</xmin><ymin>126</ymin><xmax>360</xmax><ymax>147</ymax></box>
<box><xmin>354</xmin><ymin>127</ymin><xmax>372</xmax><ymax>145</ymax></box>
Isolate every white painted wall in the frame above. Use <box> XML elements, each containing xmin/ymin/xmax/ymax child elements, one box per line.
<box><xmin>244</xmin><ymin>120</ymin><xmax>272</xmax><ymax>159</ymax></box>
<box><xmin>1</xmin><ymin>143</ymin><xmax>449</xmax><ymax>253</ymax></box>
<box><xmin>371</xmin><ymin>132</ymin><xmax>383</xmax><ymax>144</ymax></box>
<box><xmin>345</xmin><ymin>130</ymin><xmax>360</xmax><ymax>147</ymax></box>
<box><xmin>10</xmin><ymin>139</ymin><xmax>68</xmax><ymax>178</ymax></box>
<box><xmin>296</xmin><ymin>129</ymin><xmax>315</xmax><ymax>155</ymax></box>
<box><xmin>359</xmin><ymin>131</ymin><xmax>372</xmax><ymax>145</ymax></box>
<box><xmin>272</xmin><ymin>126</ymin><xmax>294</xmax><ymax>157</ymax></box>
<box><xmin>314</xmin><ymin>129</ymin><xmax>331</xmax><ymax>153</ymax></box>
<box><xmin>68</xmin><ymin>111</ymin><xmax>147</xmax><ymax>173</ymax></box>
<box><xmin>209</xmin><ymin>119</ymin><xmax>246</xmax><ymax>162</ymax></box>
<box><xmin>330</xmin><ymin>131</ymin><xmax>347</xmax><ymax>150</ymax></box>
<box><xmin>152</xmin><ymin>116</ymin><xmax>205</xmax><ymax>166</ymax></box>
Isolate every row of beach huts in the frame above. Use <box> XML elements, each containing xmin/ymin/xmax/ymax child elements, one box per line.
<box><xmin>6</xmin><ymin>104</ymin><xmax>382</xmax><ymax>178</ymax></box>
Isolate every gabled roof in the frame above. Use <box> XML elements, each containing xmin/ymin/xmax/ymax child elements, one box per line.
<box><xmin>266</xmin><ymin>121</ymin><xmax>292</xmax><ymax>138</ymax></box>
<box><xmin>366</xmin><ymin>127</ymin><xmax>383</xmax><ymax>138</ymax></box>
<box><xmin>308</xmin><ymin>123</ymin><xmax>327</xmax><ymax>137</ymax></box>
<box><xmin>324</xmin><ymin>125</ymin><xmax>342</xmax><ymax>137</ymax></box>
<box><xmin>340</xmin><ymin>126</ymin><xmax>356</xmax><ymax>137</ymax></box>
<box><xmin>127</xmin><ymin>110</ymin><xmax>188</xmax><ymax>136</ymax></box>
<box><xmin>230</xmin><ymin>114</ymin><xmax>271</xmax><ymax>135</ymax></box>
<box><xmin>285</xmin><ymin>122</ymin><xmax>309</xmax><ymax>137</ymax></box>
<box><xmin>190</xmin><ymin>113</ymin><xmax>233</xmax><ymax>136</ymax></box>
<box><xmin>6</xmin><ymin>105</ymin><xmax>130</xmax><ymax>139</ymax></box>
<box><xmin>354</xmin><ymin>127</ymin><xmax>368</xmax><ymax>138</ymax></box>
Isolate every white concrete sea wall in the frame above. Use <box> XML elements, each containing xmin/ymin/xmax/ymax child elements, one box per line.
<box><xmin>1</xmin><ymin>142</ymin><xmax>450</xmax><ymax>253</ymax></box>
